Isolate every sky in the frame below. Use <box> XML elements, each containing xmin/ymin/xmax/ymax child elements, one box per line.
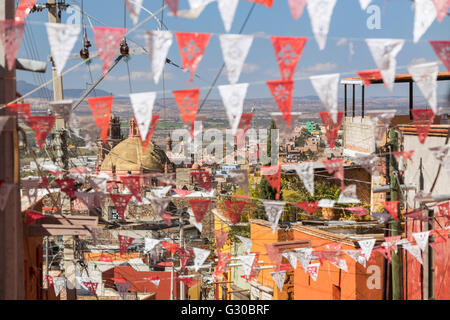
<box><xmin>17</xmin><ymin>0</ymin><xmax>450</xmax><ymax>101</ymax></box>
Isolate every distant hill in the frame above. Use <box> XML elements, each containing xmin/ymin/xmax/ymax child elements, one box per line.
<box><xmin>17</xmin><ymin>80</ymin><xmax>112</xmax><ymax>99</ymax></box>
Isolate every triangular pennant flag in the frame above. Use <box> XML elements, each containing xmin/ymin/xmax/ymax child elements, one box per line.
<box><xmin>236</xmin><ymin>235</ymin><xmax>252</xmax><ymax>254</ymax></box>
<box><xmin>359</xmin><ymin>0</ymin><xmax>372</xmax><ymax>10</ymax></box>
<box><xmin>429</xmin><ymin>145</ymin><xmax>450</xmax><ymax>164</ymax></box>
<box><xmin>92</xmin><ymin>26</ymin><xmax>126</xmax><ymax>76</ymax></box>
<box><xmin>366</xmin><ymin>110</ymin><xmax>396</xmax><ymax>147</ymax></box>
<box><xmin>265</xmin><ymin>243</ymin><xmax>282</xmax><ymax>270</ymax></box>
<box><xmin>215</xmin><ymin>230</ymin><xmax>229</xmax><ymax>251</ymax></box>
<box><xmin>140</xmin><ymin>114</ymin><xmax>160</xmax><ymax>153</ymax></box>
<box><xmin>224</xmin><ymin>200</ymin><xmax>247</xmax><ymax>224</ymax></box>
<box><xmin>414</xmin><ymin>0</ymin><xmax>437</xmax><ymax>43</ymax></box>
<box><xmin>338</xmin><ymin>184</ymin><xmax>360</xmax><ymax>203</ymax></box>
<box><xmin>145</xmin><ymin>30</ymin><xmax>173</xmax><ymax>84</ymax></box>
<box><xmin>344</xmin><ymin>249</ymin><xmax>366</xmax><ymax>267</ymax></box>
<box><xmin>271</xmin><ymin>36</ymin><xmax>307</xmax><ymax>80</ymax></box>
<box><xmin>193</xmin><ymin>247</ymin><xmax>210</xmax><ymax>272</ymax></box>
<box><xmin>0</xmin><ymin>20</ymin><xmax>25</xmax><ymax>71</ymax></box>
<box><xmin>282</xmin><ymin>251</ymin><xmax>298</xmax><ymax>270</ymax></box>
<box><xmin>50</xmin><ymin>100</ymin><xmax>73</xmax><ymax>124</ymax></box>
<box><xmin>429</xmin><ymin>40</ymin><xmax>450</xmax><ymax>71</ymax></box>
<box><xmin>358</xmin><ymin>239</ymin><xmax>376</xmax><ymax>262</ymax></box>
<box><xmin>53</xmin><ymin>277</ymin><xmax>66</xmax><ymax>297</ymax></box>
<box><xmin>245</xmin><ymin>0</ymin><xmax>273</xmax><ymax>7</ymax></box>
<box><xmin>285</xmin><ymin>162</ymin><xmax>314</xmax><ymax>196</ymax></box>
<box><xmin>144</xmin><ymin>238</ymin><xmax>161</xmax><ymax>254</ymax></box>
<box><xmin>26</xmin><ymin>116</ymin><xmax>56</xmax><ymax>148</ymax></box>
<box><xmin>179</xmin><ymin>248</ymin><xmax>193</xmax><ymax>270</ymax></box>
<box><xmin>271</xmin><ymin>113</ymin><xmax>301</xmax><ymax>141</ymax></box>
<box><xmin>403</xmin><ymin>243</ymin><xmax>423</xmax><ymax>265</ymax></box>
<box><xmin>228</xmin><ymin>169</ymin><xmax>249</xmax><ymax>194</ymax></box>
<box><xmin>25</xmin><ymin>210</ymin><xmax>45</xmax><ymax>224</ymax></box>
<box><xmin>145</xmin><ymin>276</ymin><xmax>160</xmax><ymax>288</ymax></box>
<box><xmin>130</xmin><ymin>91</ymin><xmax>157</xmax><ymax>141</ymax></box>
<box><xmin>6</xmin><ymin>103</ymin><xmax>30</xmax><ymax>119</ymax></box>
<box><xmin>118</xmin><ymin>234</ymin><xmax>134</xmax><ymax>256</ymax></box>
<box><xmin>271</xmin><ymin>270</ymin><xmax>287</xmax><ymax>291</ymax></box>
<box><xmin>189</xmin><ymin>199</ymin><xmax>211</xmax><ymax>223</ymax></box>
<box><xmin>412</xmin><ymin>109</ymin><xmax>435</xmax><ymax>144</ymax></box>
<box><xmin>217</xmin><ymin>0</ymin><xmax>239</xmax><ymax>32</ymax></box>
<box><xmin>434</xmin><ymin>0</ymin><xmax>450</xmax><ymax>22</ymax></box>
<box><xmin>175</xmin><ymin>32</ymin><xmax>211</xmax><ymax>82</ymax></box>
<box><xmin>164</xmin><ymin>0</ymin><xmax>179</xmax><ymax>16</ymax></box>
<box><xmin>306</xmin><ymin>0</ymin><xmax>337</xmax><ymax>50</ymax></box>
<box><xmin>54</xmin><ymin>178</ymin><xmax>76</xmax><ymax>200</ymax></box>
<box><xmin>319</xmin><ymin>111</ymin><xmax>344</xmax><ymax>149</ymax></box>
<box><xmin>188</xmin><ymin>0</ymin><xmax>214</xmax><ymax>9</ymax></box>
<box><xmin>382</xmin><ymin>235</ymin><xmax>402</xmax><ymax>254</ymax></box>
<box><xmin>344</xmin><ymin>206</ymin><xmax>368</xmax><ymax>218</ymax></box>
<box><xmin>15</xmin><ymin>0</ymin><xmax>38</xmax><ymax>21</ymax></box>
<box><xmin>173</xmin><ymin>188</ymin><xmax>192</xmax><ymax>198</ymax></box>
<box><xmin>219</xmin><ymin>83</ymin><xmax>249</xmax><ymax>136</ymax></box>
<box><xmin>357</xmin><ymin>69</ymin><xmax>382</xmax><ymax>86</ymax></box>
<box><xmin>263</xmin><ymin>201</ymin><xmax>285</xmax><ymax>233</ymax></box>
<box><xmin>116</xmin><ymin>282</ymin><xmax>131</xmax><ymax>300</ymax></box>
<box><xmin>219</xmin><ymin>34</ymin><xmax>253</xmax><ymax>84</ymax></box>
<box><xmin>190</xmin><ymin>171</ymin><xmax>211</xmax><ymax>191</ymax></box>
<box><xmin>331</xmin><ymin>258</ymin><xmax>348</xmax><ymax>272</ymax></box>
<box><xmin>45</xmin><ymin>23</ymin><xmax>81</xmax><ymax>75</ymax></box>
<box><xmin>381</xmin><ymin>200</ymin><xmax>400</xmax><ymax>221</ymax></box>
<box><xmin>296</xmin><ymin>248</ymin><xmax>313</xmax><ymax>272</ymax></box>
<box><xmin>177</xmin><ymin>276</ymin><xmax>198</xmax><ymax>288</ymax></box>
<box><xmin>288</xmin><ymin>0</ymin><xmax>307</xmax><ymax>19</ymax></box>
<box><xmin>261</xmin><ymin>165</ymin><xmax>282</xmax><ymax>200</ymax></box>
<box><xmin>217</xmin><ymin>252</ymin><xmax>232</xmax><ymax>274</ymax></box>
<box><xmin>173</xmin><ymin>88</ymin><xmax>200</xmax><ymax>137</ymax></box>
<box><xmin>437</xmin><ymin>202</ymin><xmax>450</xmax><ymax>216</ymax></box>
<box><xmin>412</xmin><ymin>230</ymin><xmax>431</xmax><ymax>251</ymax></box>
<box><xmin>125</xmin><ymin>0</ymin><xmax>143</xmax><ymax>25</ymax></box>
<box><xmin>82</xmin><ymin>281</ymin><xmax>98</xmax><ymax>296</ymax></box>
<box><xmin>151</xmin><ymin>186</ymin><xmax>172</xmax><ymax>198</ymax></box>
<box><xmin>110</xmin><ymin>194</ymin><xmax>132</xmax><ymax>221</ymax></box>
<box><xmin>87</xmin><ymin>96</ymin><xmax>113</xmax><ymax>143</ymax></box>
<box><xmin>408</xmin><ymin>62</ymin><xmax>439</xmax><ymax>114</ymax></box>
<box><xmin>69</xmin><ymin>113</ymin><xmax>101</xmax><ymax>149</ymax></box>
<box><xmin>310</xmin><ymin>73</ymin><xmax>340</xmax><ymax>123</ymax></box>
<box><xmin>296</xmin><ymin>202</ymin><xmax>319</xmax><ymax>214</ymax></box>
<box><xmin>306</xmin><ymin>262</ymin><xmax>320</xmax><ymax>281</ymax></box>
<box><xmin>322</xmin><ymin>158</ymin><xmax>344</xmax><ymax>189</ymax></box>
<box><xmin>267</xmin><ymin>80</ymin><xmax>294</xmax><ymax>126</ymax></box>
<box><xmin>239</xmin><ymin>254</ymin><xmax>256</xmax><ymax>277</ymax></box>
<box><xmin>392</xmin><ymin>150</ymin><xmax>415</xmax><ymax>164</ymax></box>
<box><xmin>365</xmin><ymin>38</ymin><xmax>405</xmax><ymax>91</ymax></box>
<box><xmin>149</xmin><ymin>195</ymin><xmax>171</xmax><ymax>224</ymax></box>
<box><xmin>161</xmin><ymin>241</ymin><xmax>179</xmax><ymax>255</ymax></box>
<box><xmin>119</xmin><ymin>175</ymin><xmax>142</xmax><ymax>202</ymax></box>
<box><xmin>404</xmin><ymin>209</ymin><xmax>428</xmax><ymax>222</ymax></box>
<box><xmin>318</xmin><ymin>198</ymin><xmax>336</xmax><ymax>208</ymax></box>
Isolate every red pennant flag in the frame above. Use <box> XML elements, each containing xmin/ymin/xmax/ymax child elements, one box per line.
<box><xmin>98</xmin><ymin>253</ymin><xmax>113</xmax><ymax>262</ymax></box>
<box><xmin>118</xmin><ymin>234</ymin><xmax>134</xmax><ymax>256</ymax></box>
<box><xmin>109</xmin><ymin>194</ymin><xmax>132</xmax><ymax>221</ymax></box>
<box><xmin>177</xmin><ymin>277</ymin><xmax>198</xmax><ymax>288</ymax></box>
<box><xmin>140</xmin><ymin>115</ymin><xmax>160</xmax><ymax>153</ymax></box>
<box><xmin>216</xmin><ymin>252</ymin><xmax>231</xmax><ymax>274</ymax></box>
<box><xmin>162</xmin><ymin>213</ymin><xmax>173</xmax><ymax>226</ymax></box>
<box><xmin>119</xmin><ymin>175</ymin><xmax>142</xmax><ymax>202</ymax></box>
<box><xmin>173</xmin><ymin>189</ymin><xmax>192</xmax><ymax>198</ymax></box>
<box><xmin>179</xmin><ymin>248</ymin><xmax>193</xmax><ymax>270</ymax></box>
<box><xmin>437</xmin><ymin>202</ymin><xmax>450</xmax><ymax>216</ymax></box>
<box><xmin>189</xmin><ymin>199</ymin><xmax>211</xmax><ymax>223</ymax></box>
<box><xmin>158</xmin><ymin>261</ymin><xmax>173</xmax><ymax>267</ymax></box>
<box><xmin>261</xmin><ymin>165</ymin><xmax>281</xmax><ymax>200</ymax></box>
<box><xmin>271</xmin><ymin>36</ymin><xmax>307</xmax><ymax>80</ymax></box>
<box><xmin>322</xmin><ymin>159</ymin><xmax>344</xmax><ymax>190</ymax></box>
<box><xmin>404</xmin><ymin>209</ymin><xmax>428</xmax><ymax>222</ymax></box>
<box><xmin>434</xmin><ymin>0</ymin><xmax>450</xmax><ymax>23</ymax></box>
<box><xmin>412</xmin><ymin>109</ymin><xmax>435</xmax><ymax>144</ymax></box>
<box><xmin>38</xmin><ymin>176</ymin><xmax>50</xmax><ymax>189</ymax></box>
<box><xmin>175</xmin><ymin>32</ymin><xmax>211</xmax><ymax>82</ymax></box>
<box><xmin>54</xmin><ymin>178</ymin><xmax>76</xmax><ymax>200</ymax></box>
<box><xmin>288</xmin><ymin>0</ymin><xmax>307</xmax><ymax>20</ymax></box>
<box><xmin>15</xmin><ymin>0</ymin><xmax>38</xmax><ymax>21</ymax></box>
<box><xmin>345</xmin><ymin>206</ymin><xmax>368</xmax><ymax>217</ymax></box>
<box><xmin>46</xmin><ymin>275</ymin><xmax>54</xmax><ymax>288</ymax></box>
<box><xmin>392</xmin><ymin>150</ymin><xmax>414</xmax><ymax>162</ymax></box>
<box><xmin>267</xmin><ymin>80</ymin><xmax>294</xmax><ymax>126</ymax></box>
<box><xmin>382</xmin><ymin>200</ymin><xmax>400</xmax><ymax>221</ymax></box>
<box><xmin>173</xmin><ymin>88</ymin><xmax>200</xmax><ymax>137</ymax></box>
<box><xmin>6</xmin><ymin>103</ymin><xmax>31</xmax><ymax>120</ymax></box>
<box><xmin>164</xmin><ymin>0</ymin><xmax>178</xmax><ymax>16</ymax></box>
<box><xmin>26</xmin><ymin>116</ymin><xmax>56</xmax><ymax>148</ymax></box>
<box><xmin>87</xmin><ymin>96</ymin><xmax>113</xmax><ymax>143</ymax></box>
<box><xmin>25</xmin><ymin>210</ymin><xmax>45</xmax><ymax>224</ymax></box>
<box><xmin>190</xmin><ymin>171</ymin><xmax>211</xmax><ymax>191</ymax></box>
<box><xmin>319</xmin><ymin>111</ymin><xmax>344</xmax><ymax>149</ymax></box>
<box><xmin>235</xmin><ymin>113</ymin><xmax>254</xmax><ymax>141</ymax></box>
<box><xmin>265</xmin><ymin>243</ymin><xmax>282</xmax><ymax>270</ymax></box>
<box><xmin>245</xmin><ymin>0</ymin><xmax>273</xmax><ymax>8</ymax></box>
<box><xmin>92</xmin><ymin>26</ymin><xmax>126</xmax><ymax>76</ymax></box>
<box><xmin>82</xmin><ymin>281</ymin><xmax>98</xmax><ymax>296</ymax></box>
<box><xmin>215</xmin><ymin>230</ymin><xmax>229</xmax><ymax>251</ymax></box>
<box><xmin>0</xmin><ymin>20</ymin><xmax>26</xmax><ymax>71</ymax></box>
<box><xmin>224</xmin><ymin>200</ymin><xmax>247</xmax><ymax>224</ymax></box>
<box><xmin>429</xmin><ymin>40</ymin><xmax>450</xmax><ymax>71</ymax></box>
<box><xmin>296</xmin><ymin>202</ymin><xmax>319</xmax><ymax>214</ymax></box>
<box><xmin>384</xmin><ymin>235</ymin><xmax>401</xmax><ymax>252</ymax></box>
<box><xmin>161</xmin><ymin>241</ymin><xmax>179</xmax><ymax>255</ymax></box>
<box><xmin>356</xmin><ymin>69</ymin><xmax>382</xmax><ymax>86</ymax></box>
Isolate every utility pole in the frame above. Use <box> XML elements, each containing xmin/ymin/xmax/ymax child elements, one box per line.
<box><xmin>389</xmin><ymin>129</ymin><xmax>404</xmax><ymax>300</ymax></box>
<box><xmin>179</xmin><ymin>217</ymin><xmax>185</xmax><ymax>300</ymax></box>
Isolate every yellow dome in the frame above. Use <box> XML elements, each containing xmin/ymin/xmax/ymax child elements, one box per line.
<box><xmin>100</xmin><ymin>137</ymin><xmax>174</xmax><ymax>173</ymax></box>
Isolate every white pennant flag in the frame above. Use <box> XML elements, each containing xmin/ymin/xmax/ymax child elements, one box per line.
<box><xmin>263</xmin><ymin>201</ymin><xmax>285</xmax><ymax>234</ymax></box>
<box><xmin>359</xmin><ymin>0</ymin><xmax>372</xmax><ymax>10</ymax></box>
<box><xmin>296</xmin><ymin>248</ymin><xmax>313</xmax><ymax>272</ymax></box>
<box><xmin>331</xmin><ymin>258</ymin><xmax>348</xmax><ymax>272</ymax></box>
<box><xmin>149</xmin><ymin>195</ymin><xmax>170</xmax><ymax>217</ymax></box>
<box><xmin>272</xmin><ymin>113</ymin><xmax>301</xmax><ymax>141</ymax></box>
<box><xmin>217</xmin><ymin>0</ymin><xmax>239</xmax><ymax>32</ymax></box>
<box><xmin>46</xmin><ymin>23</ymin><xmax>81</xmax><ymax>75</ymax></box>
<box><xmin>50</xmin><ymin>100</ymin><xmax>73</xmax><ymax>124</ymax></box>
<box><xmin>429</xmin><ymin>144</ymin><xmax>450</xmax><ymax>164</ymax></box>
<box><xmin>172</xmin><ymin>5</ymin><xmax>209</xmax><ymax>19</ymax></box>
<box><xmin>408</xmin><ymin>62</ymin><xmax>439</xmax><ymax>114</ymax></box>
<box><xmin>150</xmin><ymin>278</ymin><xmax>160</xmax><ymax>287</ymax></box>
<box><xmin>188</xmin><ymin>0</ymin><xmax>214</xmax><ymax>9</ymax></box>
<box><xmin>338</xmin><ymin>184</ymin><xmax>360</xmax><ymax>204</ymax></box>
<box><xmin>318</xmin><ymin>199</ymin><xmax>335</xmax><ymax>208</ymax></box>
<box><xmin>412</xmin><ymin>230</ymin><xmax>431</xmax><ymax>251</ymax></box>
<box><xmin>310</xmin><ymin>73</ymin><xmax>340</xmax><ymax>122</ymax></box>
<box><xmin>403</xmin><ymin>243</ymin><xmax>423</xmax><ymax>264</ymax></box>
<box><xmin>306</xmin><ymin>262</ymin><xmax>320</xmax><ymax>281</ymax></box>
<box><xmin>189</xmin><ymin>210</ymin><xmax>203</xmax><ymax>233</ymax></box>
<box><xmin>271</xmin><ymin>270</ymin><xmax>287</xmax><ymax>292</ymax></box>
<box><xmin>239</xmin><ymin>253</ymin><xmax>256</xmax><ymax>276</ymax></box>
<box><xmin>116</xmin><ymin>282</ymin><xmax>131</xmax><ymax>300</ymax></box>
<box><xmin>306</xmin><ymin>0</ymin><xmax>337</xmax><ymax>50</ymax></box>
<box><xmin>151</xmin><ymin>186</ymin><xmax>172</xmax><ymax>198</ymax></box>
<box><xmin>414</xmin><ymin>0</ymin><xmax>437</xmax><ymax>43</ymax></box>
<box><xmin>344</xmin><ymin>250</ymin><xmax>366</xmax><ymax>267</ymax></box>
<box><xmin>219</xmin><ymin>34</ymin><xmax>254</xmax><ymax>85</ymax></box>
<box><xmin>218</xmin><ymin>83</ymin><xmax>249</xmax><ymax>136</ymax></box>
<box><xmin>130</xmin><ymin>91</ymin><xmax>157</xmax><ymax>141</ymax></box>
<box><xmin>366</xmin><ymin>110</ymin><xmax>397</xmax><ymax>147</ymax></box>
<box><xmin>145</xmin><ymin>30</ymin><xmax>173</xmax><ymax>84</ymax></box>
<box><xmin>0</xmin><ymin>183</ymin><xmax>14</xmax><ymax>211</ymax></box>
<box><xmin>282</xmin><ymin>251</ymin><xmax>298</xmax><ymax>270</ymax></box>
<box><xmin>89</xmin><ymin>172</ymin><xmax>110</xmax><ymax>193</ymax></box>
<box><xmin>125</xmin><ymin>0</ymin><xmax>143</xmax><ymax>25</ymax></box>
<box><xmin>193</xmin><ymin>247</ymin><xmax>210</xmax><ymax>271</ymax></box>
<box><xmin>53</xmin><ymin>276</ymin><xmax>66</xmax><ymax>296</ymax></box>
<box><xmin>237</xmin><ymin>235</ymin><xmax>252</xmax><ymax>254</ymax></box>
<box><xmin>358</xmin><ymin>239</ymin><xmax>376</xmax><ymax>262</ymax></box>
<box><xmin>366</xmin><ymin>39</ymin><xmax>405</xmax><ymax>92</ymax></box>
<box><xmin>292</xmin><ymin>162</ymin><xmax>314</xmax><ymax>196</ymax></box>
<box><xmin>144</xmin><ymin>238</ymin><xmax>161</xmax><ymax>254</ymax></box>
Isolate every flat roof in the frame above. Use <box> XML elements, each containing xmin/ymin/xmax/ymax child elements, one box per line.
<box><xmin>341</xmin><ymin>72</ymin><xmax>450</xmax><ymax>85</ymax></box>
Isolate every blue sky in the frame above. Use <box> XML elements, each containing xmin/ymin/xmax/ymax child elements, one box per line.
<box><xmin>17</xmin><ymin>0</ymin><xmax>450</xmax><ymax>100</ymax></box>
